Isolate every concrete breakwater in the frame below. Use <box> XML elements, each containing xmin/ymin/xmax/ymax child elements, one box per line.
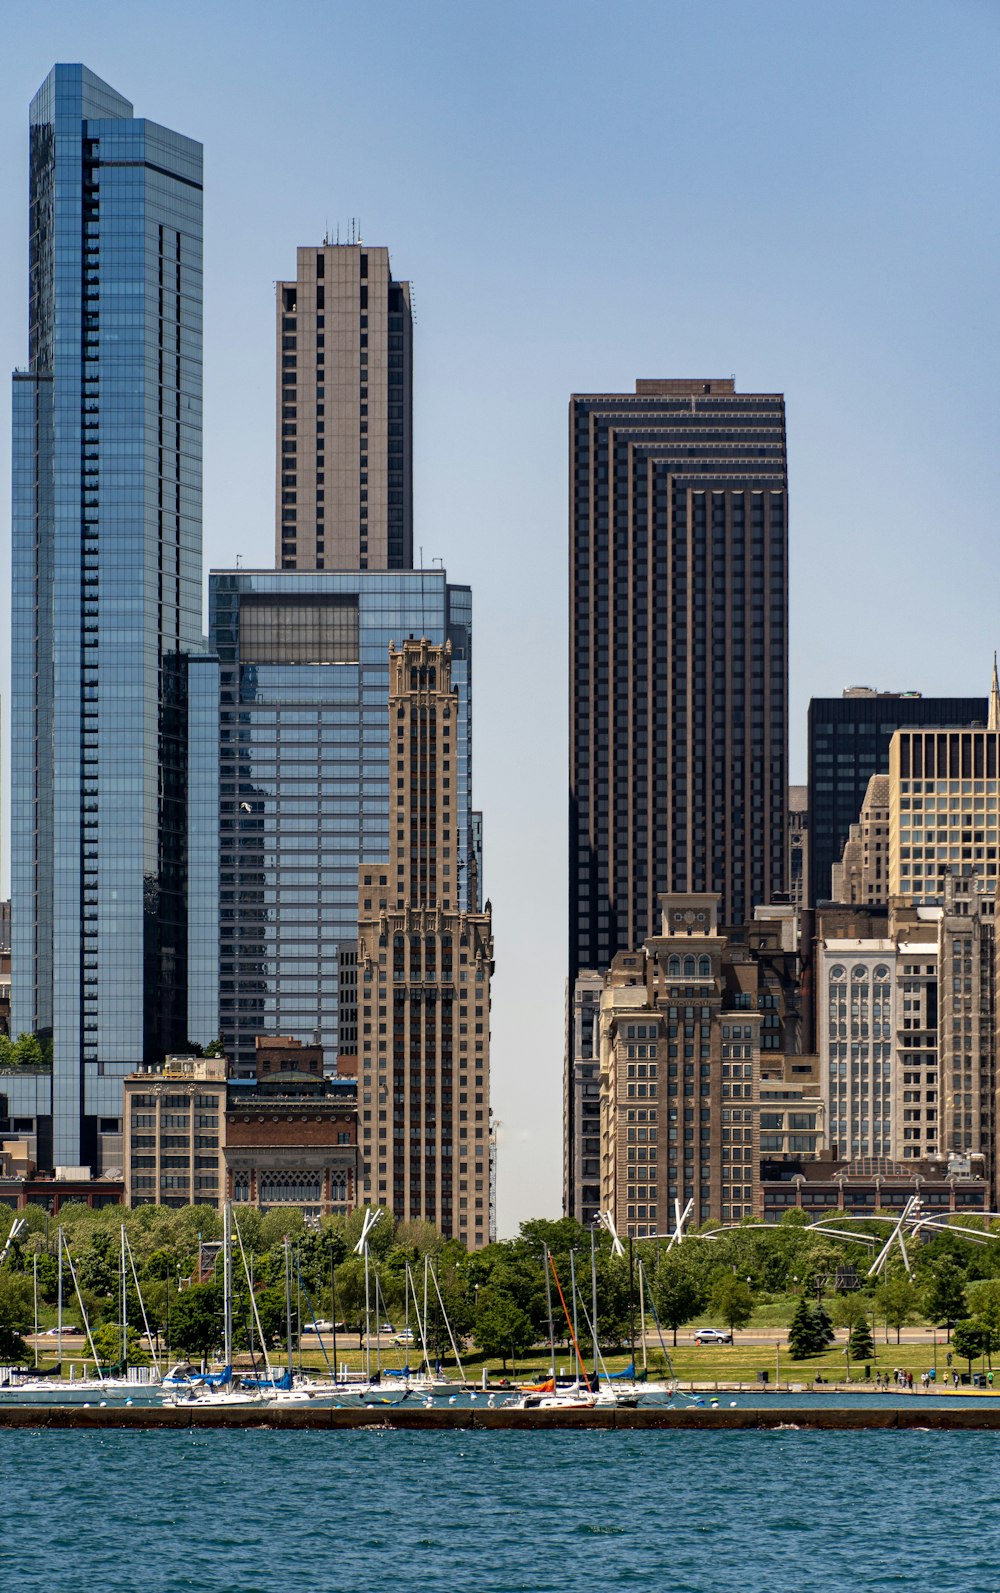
<box><xmin>1</xmin><ymin>1403</ymin><xmax>1000</xmax><ymax>1432</ymax></box>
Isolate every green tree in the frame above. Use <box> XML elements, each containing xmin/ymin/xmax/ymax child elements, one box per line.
<box><xmin>334</xmin><ymin>1258</ymin><xmax>368</xmax><ymax>1344</ymax></box>
<box><xmin>874</xmin><ymin>1273</ymin><xmax>921</xmax><ymax>1345</ymax></box>
<box><xmin>472</xmin><ymin>1293</ymin><xmax>535</xmax><ymax>1370</ymax></box>
<box><xmin>652</xmin><ymin>1253</ymin><xmax>705</xmax><ymax>1347</ymax></box>
<box><xmin>708</xmin><ymin>1275</ymin><xmax>753</xmax><ymax>1339</ymax></box>
<box><xmin>788</xmin><ymin>1294</ymin><xmax>824</xmax><ymax>1360</ymax></box>
<box><xmin>953</xmin><ymin>1318</ymin><xmax>987</xmax><ymax>1371</ymax></box>
<box><xmin>0</xmin><ymin>1035</ymin><xmax>14</xmax><ymax>1069</ymax></box>
<box><xmin>924</xmin><ymin>1260</ymin><xmax>967</xmax><ymax>1340</ymax></box>
<box><xmin>848</xmin><ymin>1317</ymin><xmax>875</xmax><ymax>1361</ymax></box>
<box><xmin>167</xmin><ymin>1284</ymin><xmax>223</xmax><ymax>1358</ymax></box>
<box><xmin>12</xmin><ymin>1033</ymin><xmax>44</xmax><ymax>1069</ymax></box>
<box><xmin>90</xmin><ymin>1323</ymin><xmax>149</xmax><ymax>1369</ymax></box>
<box><xmin>812</xmin><ymin>1301</ymin><xmax>835</xmax><ymax>1349</ymax></box>
<box><xmin>0</xmin><ymin>1274</ymin><xmax>31</xmax><ymax>1362</ymax></box>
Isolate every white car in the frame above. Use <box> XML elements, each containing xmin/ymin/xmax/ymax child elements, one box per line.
<box><xmin>693</xmin><ymin>1327</ymin><xmax>732</xmax><ymax>1344</ymax></box>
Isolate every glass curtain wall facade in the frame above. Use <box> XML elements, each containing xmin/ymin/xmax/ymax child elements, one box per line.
<box><xmin>188</xmin><ymin>570</ymin><xmax>473</xmax><ymax>1077</ymax></box>
<box><xmin>807</xmin><ymin>694</ymin><xmax>987</xmax><ymax>906</ymax></box>
<box><xmin>11</xmin><ymin>65</ymin><xmax>203</xmax><ymax>1167</ymax></box>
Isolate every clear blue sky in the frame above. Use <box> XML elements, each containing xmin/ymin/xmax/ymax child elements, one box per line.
<box><xmin>1</xmin><ymin>0</ymin><xmax>999</xmax><ymax>1234</ymax></box>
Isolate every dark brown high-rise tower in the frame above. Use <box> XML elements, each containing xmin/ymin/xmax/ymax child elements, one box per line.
<box><xmin>276</xmin><ymin>242</ymin><xmax>413</xmax><ymax>571</ymax></box>
<box><xmin>566</xmin><ymin>377</ymin><xmax>788</xmax><ymax>1215</ymax></box>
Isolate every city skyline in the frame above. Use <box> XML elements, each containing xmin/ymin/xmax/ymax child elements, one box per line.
<box><xmin>2</xmin><ymin>2</ymin><xmax>1000</xmax><ymax>1231</ymax></box>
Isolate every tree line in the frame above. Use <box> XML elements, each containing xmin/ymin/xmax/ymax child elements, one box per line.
<box><xmin>2</xmin><ymin>1203</ymin><xmax>1000</xmax><ymax>1370</ymax></box>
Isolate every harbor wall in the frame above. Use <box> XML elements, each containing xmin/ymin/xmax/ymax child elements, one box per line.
<box><xmin>0</xmin><ymin>1404</ymin><xmax>999</xmax><ymax>1432</ymax></box>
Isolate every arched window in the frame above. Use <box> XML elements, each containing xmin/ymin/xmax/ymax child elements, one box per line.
<box><xmin>667</xmin><ymin>956</ymin><xmax>680</xmax><ymax>976</ymax></box>
<box><xmin>683</xmin><ymin>955</ymin><xmax>696</xmax><ymax>977</ymax></box>
<box><xmin>873</xmin><ymin>965</ymin><xmax>889</xmax><ymax>981</ymax></box>
<box><xmin>698</xmin><ymin>956</ymin><xmax>711</xmax><ymax>977</ymax></box>
<box><xmin>852</xmin><ymin>965</ymin><xmax>868</xmax><ymax>982</ymax></box>
<box><xmin>830</xmin><ymin>965</ymin><xmax>845</xmax><ymax>981</ymax></box>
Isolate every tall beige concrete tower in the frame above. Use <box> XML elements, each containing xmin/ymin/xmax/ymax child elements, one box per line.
<box><xmin>357</xmin><ymin>639</ymin><xmax>494</xmax><ymax>1247</ymax></box>
<box><xmin>276</xmin><ymin>241</ymin><xmax>412</xmax><ymax>570</ymax></box>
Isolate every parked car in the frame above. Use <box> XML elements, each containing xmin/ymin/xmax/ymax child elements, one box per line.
<box><xmin>44</xmin><ymin>1325</ymin><xmax>83</xmax><ymax>1336</ymax></box>
<box><xmin>303</xmin><ymin>1320</ymin><xmax>333</xmax><ymax>1334</ymax></box>
<box><xmin>393</xmin><ymin>1328</ymin><xmax>415</xmax><ymax>1345</ymax></box>
<box><xmin>693</xmin><ymin>1327</ymin><xmax>732</xmax><ymax>1344</ymax></box>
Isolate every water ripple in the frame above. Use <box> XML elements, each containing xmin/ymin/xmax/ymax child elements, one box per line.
<box><xmin>0</xmin><ymin>1430</ymin><xmax>995</xmax><ymax>1592</ymax></box>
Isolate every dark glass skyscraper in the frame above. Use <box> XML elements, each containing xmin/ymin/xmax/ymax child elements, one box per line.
<box><xmin>566</xmin><ymin>377</ymin><xmax>788</xmax><ymax>1211</ymax></box>
<box><xmin>187</xmin><ymin>569</ymin><xmax>474</xmax><ymax>1078</ymax></box>
<box><xmin>807</xmin><ymin>690</ymin><xmax>987</xmax><ymax>905</ymax></box>
<box><xmin>11</xmin><ymin>66</ymin><xmax>203</xmax><ymax>1167</ymax></box>
<box><xmin>569</xmin><ymin>378</ymin><xmax>788</xmax><ymax>973</ymax></box>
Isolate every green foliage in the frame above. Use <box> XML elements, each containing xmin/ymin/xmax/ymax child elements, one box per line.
<box><xmin>953</xmin><ymin>1318</ymin><xmax>988</xmax><ymax>1369</ymax></box>
<box><xmin>652</xmin><ymin>1253</ymin><xmax>706</xmax><ymax>1346</ymax></box>
<box><xmin>90</xmin><ymin>1323</ymin><xmax>149</xmax><ymax>1368</ymax></box>
<box><xmin>708</xmin><ymin>1275</ymin><xmax>753</xmax><ymax>1336</ymax></box>
<box><xmin>787</xmin><ymin>1294</ymin><xmax>832</xmax><ymax>1360</ymax></box>
<box><xmin>874</xmin><ymin>1273</ymin><xmax>921</xmax><ymax>1344</ymax></box>
<box><xmin>167</xmin><ymin>1284</ymin><xmax>223</xmax><ymax>1358</ymax></box>
<box><xmin>0</xmin><ymin>1273</ymin><xmax>32</xmax><ymax>1363</ymax></box>
<box><xmin>472</xmin><ymin>1292</ymin><xmax>534</xmax><ymax>1368</ymax></box>
<box><xmin>848</xmin><ymin>1316</ymin><xmax>875</xmax><ymax>1361</ymax></box>
<box><xmin>0</xmin><ymin>1032</ymin><xmax>48</xmax><ymax>1070</ymax></box>
<box><xmin>923</xmin><ymin>1259</ymin><xmax>967</xmax><ymax>1337</ymax></box>
<box><xmin>812</xmin><ymin>1301</ymin><xmax>835</xmax><ymax>1348</ymax></box>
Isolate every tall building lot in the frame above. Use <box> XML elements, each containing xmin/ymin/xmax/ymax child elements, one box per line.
<box><xmin>357</xmin><ymin>639</ymin><xmax>493</xmax><ymax>1248</ymax></box>
<box><xmin>567</xmin><ymin>378</ymin><xmax>788</xmax><ymax>1212</ymax></box>
<box><xmin>276</xmin><ymin>242</ymin><xmax>412</xmax><ymax>571</ymax></box>
<box><xmin>11</xmin><ymin>65</ymin><xmax>203</xmax><ymax>1168</ymax></box>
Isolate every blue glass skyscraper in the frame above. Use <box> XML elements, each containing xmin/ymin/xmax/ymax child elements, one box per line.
<box><xmin>11</xmin><ymin>66</ymin><xmax>203</xmax><ymax>1168</ymax></box>
<box><xmin>187</xmin><ymin>569</ymin><xmax>474</xmax><ymax>1078</ymax></box>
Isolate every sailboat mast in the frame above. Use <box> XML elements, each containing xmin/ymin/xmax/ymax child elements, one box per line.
<box><xmin>543</xmin><ymin>1245</ymin><xmax>556</xmax><ymax>1382</ymax></box>
<box><xmin>569</xmin><ymin>1251</ymin><xmax>584</xmax><ymax>1389</ymax></box>
<box><xmin>423</xmin><ymin>1255</ymin><xmax>430</xmax><ymax>1370</ymax></box>
<box><xmin>590</xmin><ymin>1226</ymin><xmax>599</xmax><ymax>1388</ymax></box>
<box><xmin>638</xmin><ymin>1258</ymin><xmax>648</xmax><ymax>1372</ymax></box>
<box><xmin>331</xmin><ymin>1241</ymin><xmax>339</xmax><ymax>1383</ymax></box>
<box><xmin>364</xmin><ymin>1239</ymin><xmax>372</xmax><ymax>1382</ymax></box>
<box><xmin>57</xmin><ymin>1227</ymin><xmax>63</xmax><ymax>1362</ymax></box>
<box><xmin>120</xmin><ymin>1223</ymin><xmax>128</xmax><ymax>1368</ymax></box>
<box><xmin>223</xmin><ymin>1201</ymin><xmax>233</xmax><ymax>1369</ymax></box>
<box><xmin>285</xmin><ymin>1238</ymin><xmax>294</xmax><ymax>1380</ymax></box>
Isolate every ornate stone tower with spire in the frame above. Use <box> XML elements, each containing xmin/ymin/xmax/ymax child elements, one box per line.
<box><xmin>355</xmin><ymin>638</ymin><xmax>494</xmax><ymax>1247</ymax></box>
<box><xmin>989</xmin><ymin>654</ymin><xmax>1000</xmax><ymax>731</ymax></box>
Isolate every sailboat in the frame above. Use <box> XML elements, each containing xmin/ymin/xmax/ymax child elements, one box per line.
<box><xmin>506</xmin><ymin>1250</ymin><xmax>599</xmax><ymax>1411</ymax></box>
<box><xmin>164</xmin><ymin>1203</ymin><xmax>299</xmax><ymax>1407</ymax></box>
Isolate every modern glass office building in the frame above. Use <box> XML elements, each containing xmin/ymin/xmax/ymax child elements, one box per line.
<box><xmin>807</xmin><ymin>691</ymin><xmax>987</xmax><ymax>905</ymax></box>
<box><xmin>11</xmin><ymin>66</ymin><xmax>203</xmax><ymax>1167</ymax></box>
<box><xmin>187</xmin><ymin>569</ymin><xmax>474</xmax><ymax>1077</ymax></box>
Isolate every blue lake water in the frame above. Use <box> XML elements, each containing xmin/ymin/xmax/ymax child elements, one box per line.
<box><xmin>2</xmin><ymin>1429</ymin><xmax>999</xmax><ymax>1592</ymax></box>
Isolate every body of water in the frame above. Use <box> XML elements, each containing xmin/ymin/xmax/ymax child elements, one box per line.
<box><xmin>2</xmin><ymin>1428</ymin><xmax>998</xmax><ymax>1592</ymax></box>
